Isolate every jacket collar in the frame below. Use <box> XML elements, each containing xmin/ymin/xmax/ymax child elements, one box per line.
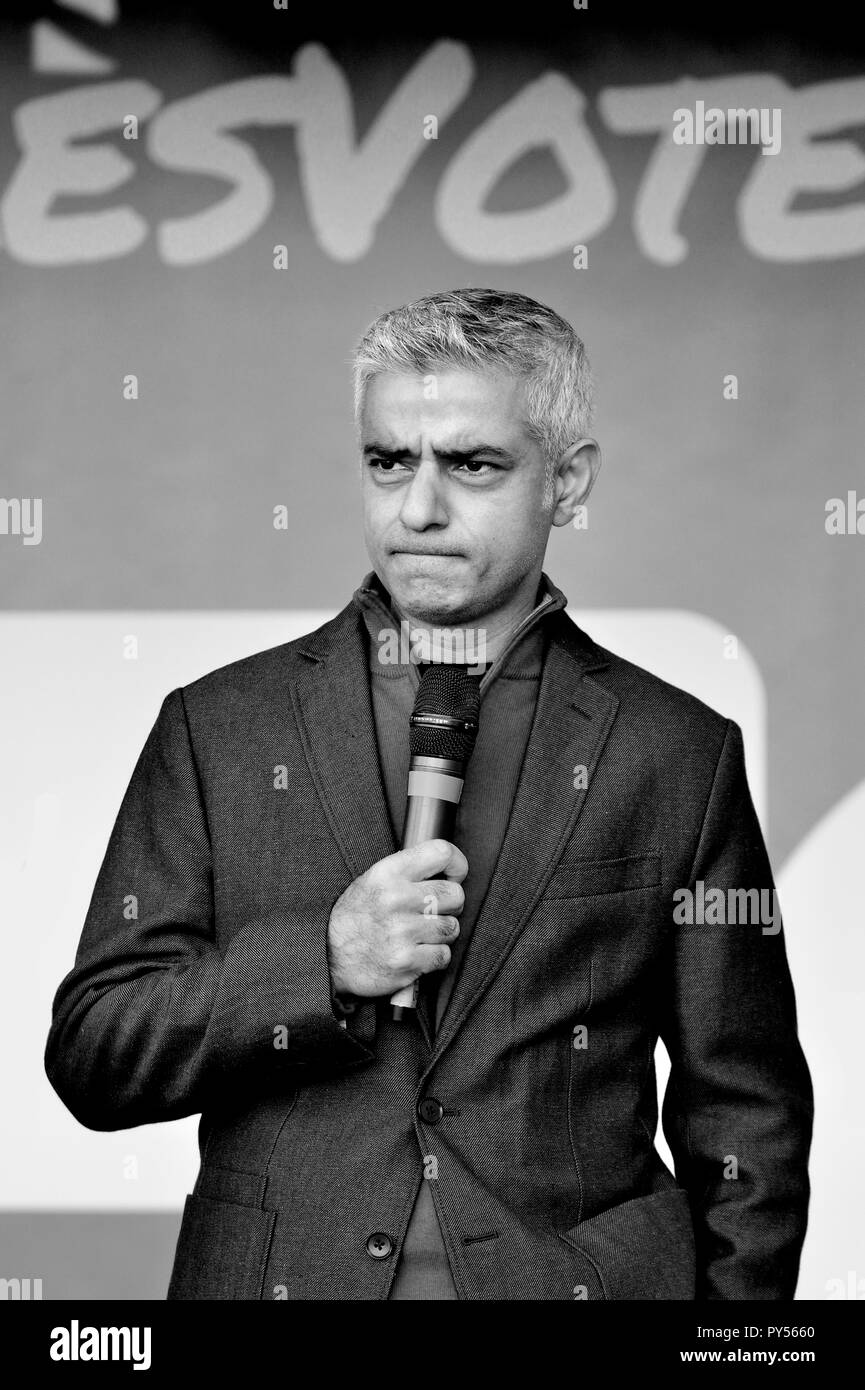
<box><xmin>295</xmin><ymin>571</ymin><xmax>602</xmax><ymax>678</ymax></box>
<box><xmin>353</xmin><ymin>568</ymin><xmax>568</xmax><ymax>693</ymax></box>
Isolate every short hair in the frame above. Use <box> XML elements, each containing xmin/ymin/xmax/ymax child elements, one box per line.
<box><xmin>352</xmin><ymin>288</ymin><xmax>595</xmax><ymax>495</ymax></box>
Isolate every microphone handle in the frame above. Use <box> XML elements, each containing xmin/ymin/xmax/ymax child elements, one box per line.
<box><xmin>390</xmin><ymin>762</ymin><xmax>461</xmax><ymax>1020</ymax></box>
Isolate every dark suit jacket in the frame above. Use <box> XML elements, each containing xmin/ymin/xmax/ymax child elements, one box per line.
<box><xmin>45</xmin><ymin>598</ymin><xmax>813</xmax><ymax>1300</ymax></box>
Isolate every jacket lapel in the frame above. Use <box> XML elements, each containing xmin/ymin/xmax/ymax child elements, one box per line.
<box><xmin>290</xmin><ymin>601</ymin><xmax>436</xmax><ymax>1044</ymax></box>
<box><xmin>428</xmin><ymin>611</ymin><xmax>619</xmax><ymax>1061</ymax></box>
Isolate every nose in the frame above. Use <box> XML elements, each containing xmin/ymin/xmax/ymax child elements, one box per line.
<box><xmin>398</xmin><ymin>459</ymin><xmax>448</xmax><ymax>531</ymax></box>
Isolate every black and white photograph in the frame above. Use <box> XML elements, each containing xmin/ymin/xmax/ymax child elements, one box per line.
<box><xmin>1</xmin><ymin>0</ymin><xmax>863</xmax><ymax>1360</ymax></box>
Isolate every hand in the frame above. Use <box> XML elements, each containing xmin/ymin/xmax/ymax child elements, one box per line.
<box><xmin>327</xmin><ymin>839</ymin><xmax>468</xmax><ymax>999</ymax></box>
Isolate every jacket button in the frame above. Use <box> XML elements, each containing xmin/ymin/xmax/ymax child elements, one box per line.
<box><xmin>418</xmin><ymin>1097</ymin><xmax>444</xmax><ymax>1125</ymax></box>
<box><xmin>366</xmin><ymin>1232</ymin><xmax>393</xmax><ymax>1260</ymax></box>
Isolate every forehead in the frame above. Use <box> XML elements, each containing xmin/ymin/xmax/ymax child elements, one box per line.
<box><xmin>361</xmin><ymin>368</ymin><xmax>532</xmax><ymax>448</ymax></box>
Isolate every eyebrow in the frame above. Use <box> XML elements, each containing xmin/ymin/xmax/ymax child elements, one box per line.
<box><xmin>362</xmin><ymin>443</ymin><xmax>513</xmax><ymax>462</ymax></box>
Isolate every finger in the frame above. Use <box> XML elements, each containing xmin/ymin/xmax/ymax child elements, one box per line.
<box><xmin>389</xmin><ymin>839</ymin><xmax>467</xmax><ymax>883</ymax></box>
<box><xmin>414</xmin><ymin>879</ymin><xmax>466</xmax><ymax>914</ymax></box>
<box><xmin>413</xmin><ymin>943</ymin><xmax>452</xmax><ymax>975</ymax></box>
<box><xmin>439</xmin><ymin>842</ymin><xmax>469</xmax><ymax>883</ymax></box>
<box><xmin>412</xmin><ymin>915</ymin><xmax>460</xmax><ymax>944</ymax></box>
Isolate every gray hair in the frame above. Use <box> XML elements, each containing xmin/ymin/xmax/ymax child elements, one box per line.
<box><xmin>352</xmin><ymin>288</ymin><xmax>595</xmax><ymax>494</ymax></box>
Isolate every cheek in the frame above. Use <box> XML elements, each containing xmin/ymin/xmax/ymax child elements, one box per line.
<box><xmin>361</xmin><ymin>490</ymin><xmax>388</xmax><ymax>531</ymax></box>
<box><xmin>480</xmin><ymin>490</ymin><xmax>546</xmax><ymax>551</ymax></box>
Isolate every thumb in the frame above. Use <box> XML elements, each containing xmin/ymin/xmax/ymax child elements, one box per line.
<box><xmin>393</xmin><ymin>838</ymin><xmax>468</xmax><ymax>883</ymax></box>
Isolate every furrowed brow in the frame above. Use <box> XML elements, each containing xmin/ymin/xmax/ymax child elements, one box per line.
<box><xmin>436</xmin><ymin>446</ymin><xmax>511</xmax><ymax>461</ymax></box>
<box><xmin>362</xmin><ymin>443</ymin><xmax>513</xmax><ymax>462</ymax></box>
<box><xmin>362</xmin><ymin>443</ymin><xmax>415</xmax><ymax>460</ymax></box>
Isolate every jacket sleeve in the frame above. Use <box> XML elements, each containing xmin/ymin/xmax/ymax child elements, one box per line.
<box><xmin>45</xmin><ymin>687</ymin><xmax>376</xmax><ymax>1132</ymax></box>
<box><xmin>660</xmin><ymin>718</ymin><xmax>814</xmax><ymax>1299</ymax></box>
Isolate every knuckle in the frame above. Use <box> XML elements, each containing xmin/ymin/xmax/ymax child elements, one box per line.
<box><xmin>378</xmin><ymin>882</ymin><xmax>401</xmax><ymax>913</ymax></box>
<box><xmin>393</xmin><ymin>945</ymin><xmax>414</xmax><ymax>973</ymax></box>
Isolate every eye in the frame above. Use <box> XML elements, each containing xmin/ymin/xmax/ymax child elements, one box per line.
<box><xmin>454</xmin><ymin>460</ymin><xmax>500</xmax><ymax>477</ymax></box>
<box><xmin>367</xmin><ymin>457</ymin><xmax>410</xmax><ymax>477</ymax></box>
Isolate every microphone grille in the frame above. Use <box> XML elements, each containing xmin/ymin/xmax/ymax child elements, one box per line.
<box><xmin>410</xmin><ymin>664</ymin><xmax>481</xmax><ymax>761</ymax></box>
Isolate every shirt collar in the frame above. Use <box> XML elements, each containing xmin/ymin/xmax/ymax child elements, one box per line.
<box><xmin>352</xmin><ymin>568</ymin><xmax>568</xmax><ymax>697</ymax></box>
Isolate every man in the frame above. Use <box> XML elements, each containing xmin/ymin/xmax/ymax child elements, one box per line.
<box><xmin>45</xmin><ymin>288</ymin><xmax>813</xmax><ymax>1300</ymax></box>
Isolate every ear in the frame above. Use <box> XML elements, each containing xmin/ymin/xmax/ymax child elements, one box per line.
<box><xmin>550</xmin><ymin>438</ymin><xmax>601</xmax><ymax>528</ymax></box>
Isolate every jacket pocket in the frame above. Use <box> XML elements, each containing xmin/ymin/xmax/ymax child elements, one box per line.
<box><xmin>556</xmin><ymin>1186</ymin><xmax>696</xmax><ymax>1300</ymax></box>
<box><xmin>195</xmin><ymin>1164</ymin><xmax>268</xmax><ymax>1207</ymax></box>
<box><xmin>545</xmin><ymin>851</ymin><xmax>661</xmax><ymax>900</ymax></box>
<box><xmin>166</xmin><ymin>1193</ymin><xmax>276</xmax><ymax>1300</ymax></box>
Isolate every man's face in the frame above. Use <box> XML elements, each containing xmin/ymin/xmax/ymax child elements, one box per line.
<box><xmin>360</xmin><ymin>368</ymin><xmax>553</xmax><ymax>625</ymax></box>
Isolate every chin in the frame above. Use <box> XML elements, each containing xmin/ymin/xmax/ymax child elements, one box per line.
<box><xmin>390</xmin><ymin>575</ymin><xmax>472</xmax><ymax>625</ymax></box>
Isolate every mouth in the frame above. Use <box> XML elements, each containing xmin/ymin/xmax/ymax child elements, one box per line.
<box><xmin>391</xmin><ymin>550</ymin><xmax>464</xmax><ymax>559</ymax></box>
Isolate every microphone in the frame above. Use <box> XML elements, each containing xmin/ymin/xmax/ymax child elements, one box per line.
<box><xmin>390</xmin><ymin>663</ymin><xmax>480</xmax><ymax>1021</ymax></box>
